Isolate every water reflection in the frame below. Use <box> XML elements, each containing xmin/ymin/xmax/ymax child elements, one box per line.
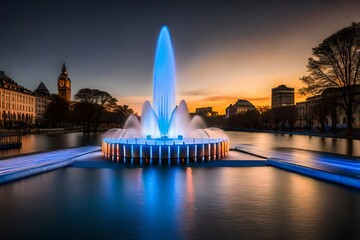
<box><xmin>0</xmin><ymin>132</ymin><xmax>101</xmax><ymax>158</ymax></box>
<box><xmin>346</xmin><ymin>138</ymin><xmax>354</xmax><ymax>155</ymax></box>
<box><xmin>0</xmin><ymin>167</ymin><xmax>359</xmax><ymax>239</ymax></box>
<box><xmin>0</xmin><ymin>131</ymin><xmax>359</xmax><ymax>158</ymax></box>
<box><xmin>226</xmin><ymin>131</ymin><xmax>360</xmax><ymax>156</ymax></box>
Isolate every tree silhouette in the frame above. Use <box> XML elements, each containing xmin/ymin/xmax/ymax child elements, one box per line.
<box><xmin>116</xmin><ymin>105</ymin><xmax>134</xmax><ymax>126</ymax></box>
<box><xmin>44</xmin><ymin>94</ymin><xmax>70</xmax><ymax>127</ymax></box>
<box><xmin>74</xmin><ymin>88</ymin><xmax>117</xmax><ymax>132</ymax></box>
<box><xmin>300</xmin><ymin>22</ymin><xmax>360</xmax><ymax>136</ymax></box>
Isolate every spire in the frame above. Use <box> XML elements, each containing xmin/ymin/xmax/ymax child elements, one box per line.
<box><xmin>60</xmin><ymin>62</ymin><xmax>68</xmax><ymax>78</ymax></box>
<box><xmin>61</xmin><ymin>62</ymin><xmax>67</xmax><ymax>73</ymax></box>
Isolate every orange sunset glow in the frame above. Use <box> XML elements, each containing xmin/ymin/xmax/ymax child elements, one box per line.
<box><xmin>116</xmin><ymin>4</ymin><xmax>359</xmax><ymax>115</ymax></box>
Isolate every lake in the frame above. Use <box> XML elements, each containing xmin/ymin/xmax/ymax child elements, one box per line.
<box><xmin>1</xmin><ymin>131</ymin><xmax>359</xmax><ymax>158</ymax></box>
<box><xmin>0</xmin><ymin>131</ymin><xmax>359</xmax><ymax>239</ymax></box>
<box><xmin>0</xmin><ymin>166</ymin><xmax>359</xmax><ymax>239</ymax></box>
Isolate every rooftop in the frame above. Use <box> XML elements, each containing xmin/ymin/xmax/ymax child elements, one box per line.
<box><xmin>34</xmin><ymin>82</ymin><xmax>50</xmax><ymax>96</ymax></box>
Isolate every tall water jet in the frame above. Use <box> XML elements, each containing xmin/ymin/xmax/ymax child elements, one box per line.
<box><xmin>153</xmin><ymin>26</ymin><xmax>176</xmax><ymax>137</ymax></box>
<box><xmin>102</xmin><ymin>26</ymin><xmax>229</xmax><ymax>164</ymax></box>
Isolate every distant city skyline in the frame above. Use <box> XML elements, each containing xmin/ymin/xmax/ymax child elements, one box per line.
<box><xmin>1</xmin><ymin>0</ymin><xmax>360</xmax><ymax>114</ymax></box>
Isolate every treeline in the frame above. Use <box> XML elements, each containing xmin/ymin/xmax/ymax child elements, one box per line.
<box><xmin>224</xmin><ymin>106</ymin><xmax>298</xmax><ymax>131</ymax></box>
<box><xmin>195</xmin><ymin>105</ymin><xmax>299</xmax><ymax>132</ymax></box>
<box><xmin>44</xmin><ymin>88</ymin><xmax>134</xmax><ymax>133</ymax></box>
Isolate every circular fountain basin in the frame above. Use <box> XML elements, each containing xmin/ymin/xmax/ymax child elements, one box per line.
<box><xmin>102</xmin><ymin>136</ymin><xmax>229</xmax><ymax>164</ymax></box>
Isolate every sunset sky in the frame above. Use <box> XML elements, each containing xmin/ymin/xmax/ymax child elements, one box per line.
<box><xmin>1</xmin><ymin>0</ymin><xmax>360</xmax><ymax>114</ymax></box>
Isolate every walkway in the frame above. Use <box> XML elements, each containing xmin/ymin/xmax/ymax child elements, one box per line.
<box><xmin>0</xmin><ymin>146</ymin><xmax>100</xmax><ymax>184</ymax></box>
<box><xmin>236</xmin><ymin>144</ymin><xmax>360</xmax><ymax>189</ymax></box>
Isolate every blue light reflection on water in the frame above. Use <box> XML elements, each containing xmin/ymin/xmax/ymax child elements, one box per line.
<box><xmin>0</xmin><ymin>167</ymin><xmax>359</xmax><ymax>239</ymax></box>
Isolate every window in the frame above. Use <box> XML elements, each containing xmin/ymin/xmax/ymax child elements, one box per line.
<box><xmin>343</xmin><ymin>117</ymin><xmax>347</xmax><ymax>125</ymax></box>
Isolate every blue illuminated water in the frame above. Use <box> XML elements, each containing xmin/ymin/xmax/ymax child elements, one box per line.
<box><xmin>0</xmin><ymin>166</ymin><xmax>359</xmax><ymax>239</ymax></box>
<box><xmin>153</xmin><ymin>26</ymin><xmax>176</xmax><ymax>137</ymax></box>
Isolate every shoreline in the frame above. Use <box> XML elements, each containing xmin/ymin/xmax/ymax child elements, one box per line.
<box><xmin>224</xmin><ymin>128</ymin><xmax>360</xmax><ymax>140</ymax></box>
<box><xmin>1</xmin><ymin>127</ymin><xmax>360</xmax><ymax>140</ymax></box>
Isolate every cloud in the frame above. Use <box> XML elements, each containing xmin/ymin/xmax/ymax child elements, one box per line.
<box><xmin>203</xmin><ymin>95</ymin><xmax>238</xmax><ymax>102</ymax></box>
<box><xmin>179</xmin><ymin>90</ymin><xmax>213</xmax><ymax>96</ymax></box>
<box><xmin>202</xmin><ymin>95</ymin><xmax>269</xmax><ymax>103</ymax></box>
<box><xmin>246</xmin><ymin>97</ymin><xmax>270</xmax><ymax>102</ymax></box>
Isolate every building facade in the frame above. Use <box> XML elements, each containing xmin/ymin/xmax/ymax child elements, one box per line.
<box><xmin>0</xmin><ymin>71</ymin><xmax>36</xmax><ymax>128</ymax></box>
<box><xmin>226</xmin><ymin>99</ymin><xmax>256</xmax><ymax>118</ymax></box>
<box><xmin>0</xmin><ymin>63</ymin><xmax>73</xmax><ymax>128</ymax></box>
<box><xmin>34</xmin><ymin>82</ymin><xmax>51</xmax><ymax>126</ymax></box>
<box><xmin>295</xmin><ymin>86</ymin><xmax>360</xmax><ymax>130</ymax></box>
<box><xmin>271</xmin><ymin>84</ymin><xmax>294</xmax><ymax>108</ymax></box>
<box><xmin>195</xmin><ymin>107</ymin><xmax>218</xmax><ymax>117</ymax></box>
<box><xmin>58</xmin><ymin>63</ymin><xmax>71</xmax><ymax>102</ymax></box>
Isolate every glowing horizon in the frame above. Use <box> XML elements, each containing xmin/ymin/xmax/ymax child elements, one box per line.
<box><xmin>116</xmin><ymin>92</ymin><xmax>307</xmax><ymax>116</ymax></box>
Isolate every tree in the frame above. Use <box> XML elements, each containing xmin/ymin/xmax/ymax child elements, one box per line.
<box><xmin>74</xmin><ymin>88</ymin><xmax>117</xmax><ymax>132</ymax></box>
<box><xmin>226</xmin><ymin>110</ymin><xmax>261</xmax><ymax>129</ymax></box>
<box><xmin>44</xmin><ymin>94</ymin><xmax>70</xmax><ymax>127</ymax></box>
<box><xmin>267</xmin><ymin>106</ymin><xmax>298</xmax><ymax>131</ymax></box>
<box><xmin>115</xmin><ymin>105</ymin><xmax>134</xmax><ymax>126</ymax></box>
<box><xmin>322</xmin><ymin>89</ymin><xmax>339</xmax><ymax>133</ymax></box>
<box><xmin>257</xmin><ymin>105</ymin><xmax>271</xmax><ymax>129</ymax></box>
<box><xmin>310</xmin><ymin>100</ymin><xmax>331</xmax><ymax>133</ymax></box>
<box><xmin>257</xmin><ymin>105</ymin><xmax>270</xmax><ymax>114</ymax></box>
<box><xmin>300</xmin><ymin>22</ymin><xmax>360</xmax><ymax>136</ymax></box>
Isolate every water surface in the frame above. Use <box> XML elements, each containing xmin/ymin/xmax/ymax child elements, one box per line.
<box><xmin>226</xmin><ymin>131</ymin><xmax>360</xmax><ymax>156</ymax></box>
<box><xmin>0</xmin><ymin>166</ymin><xmax>359</xmax><ymax>239</ymax></box>
<box><xmin>1</xmin><ymin>131</ymin><xmax>359</xmax><ymax>158</ymax></box>
<box><xmin>0</xmin><ymin>132</ymin><xmax>101</xmax><ymax>158</ymax></box>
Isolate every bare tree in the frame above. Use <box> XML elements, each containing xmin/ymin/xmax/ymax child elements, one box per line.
<box><xmin>310</xmin><ymin>99</ymin><xmax>332</xmax><ymax>133</ymax></box>
<box><xmin>300</xmin><ymin>22</ymin><xmax>360</xmax><ymax>136</ymax></box>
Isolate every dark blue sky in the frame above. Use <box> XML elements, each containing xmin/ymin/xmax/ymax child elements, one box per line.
<box><xmin>1</xmin><ymin>0</ymin><xmax>359</xmax><ymax>113</ymax></box>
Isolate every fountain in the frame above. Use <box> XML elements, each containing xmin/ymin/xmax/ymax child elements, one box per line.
<box><xmin>102</xmin><ymin>26</ymin><xmax>229</xmax><ymax>164</ymax></box>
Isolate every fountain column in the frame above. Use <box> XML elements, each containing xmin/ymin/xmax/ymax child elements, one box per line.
<box><xmin>153</xmin><ymin>26</ymin><xmax>176</xmax><ymax>137</ymax></box>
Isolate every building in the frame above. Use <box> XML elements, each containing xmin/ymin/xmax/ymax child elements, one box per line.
<box><xmin>0</xmin><ymin>71</ymin><xmax>36</xmax><ymax>128</ymax></box>
<box><xmin>57</xmin><ymin>63</ymin><xmax>71</xmax><ymax>102</ymax></box>
<box><xmin>295</xmin><ymin>85</ymin><xmax>360</xmax><ymax>130</ymax></box>
<box><xmin>0</xmin><ymin>63</ymin><xmax>74</xmax><ymax>128</ymax></box>
<box><xmin>34</xmin><ymin>82</ymin><xmax>51</xmax><ymax>126</ymax></box>
<box><xmin>295</xmin><ymin>101</ymin><xmax>308</xmax><ymax>129</ymax></box>
<box><xmin>226</xmin><ymin>99</ymin><xmax>256</xmax><ymax>118</ymax></box>
<box><xmin>271</xmin><ymin>84</ymin><xmax>294</xmax><ymax>108</ymax></box>
<box><xmin>195</xmin><ymin>107</ymin><xmax>218</xmax><ymax>117</ymax></box>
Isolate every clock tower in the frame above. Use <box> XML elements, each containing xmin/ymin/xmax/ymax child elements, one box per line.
<box><xmin>57</xmin><ymin>62</ymin><xmax>71</xmax><ymax>101</ymax></box>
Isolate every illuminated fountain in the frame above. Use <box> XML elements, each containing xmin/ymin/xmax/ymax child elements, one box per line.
<box><xmin>102</xmin><ymin>26</ymin><xmax>229</xmax><ymax>164</ymax></box>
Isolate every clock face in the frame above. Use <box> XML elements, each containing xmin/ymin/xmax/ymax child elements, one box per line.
<box><xmin>59</xmin><ymin>80</ymin><xmax>65</xmax><ymax>87</ymax></box>
<box><xmin>66</xmin><ymin>81</ymin><xmax>70</xmax><ymax>87</ymax></box>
